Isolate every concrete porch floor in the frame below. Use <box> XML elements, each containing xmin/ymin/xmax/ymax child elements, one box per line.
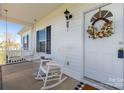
<box><xmin>2</xmin><ymin>60</ymin><xmax>79</xmax><ymax>90</ymax></box>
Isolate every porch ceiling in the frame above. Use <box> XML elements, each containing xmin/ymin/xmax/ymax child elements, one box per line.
<box><xmin>0</xmin><ymin>3</ymin><xmax>63</xmax><ymax>25</ymax></box>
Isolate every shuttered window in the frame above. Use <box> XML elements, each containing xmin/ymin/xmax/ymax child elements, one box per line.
<box><xmin>36</xmin><ymin>25</ymin><xmax>51</xmax><ymax>54</ymax></box>
<box><xmin>36</xmin><ymin>29</ymin><xmax>46</xmax><ymax>52</ymax></box>
<box><xmin>23</xmin><ymin>36</ymin><xmax>25</xmax><ymax>49</ymax></box>
<box><xmin>23</xmin><ymin>35</ymin><xmax>29</xmax><ymax>50</ymax></box>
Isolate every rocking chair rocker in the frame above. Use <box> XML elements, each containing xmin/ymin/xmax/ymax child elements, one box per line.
<box><xmin>35</xmin><ymin>59</ymin><xmax>67</xmax><ymax>90</ymax></box>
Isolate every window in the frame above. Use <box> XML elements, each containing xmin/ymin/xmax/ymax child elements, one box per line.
<box><xmin>36</xmin><ymin>29</ymin><xmax>46</xmax><ymax>52</ymax></box>
<box><xmin>23</xmin><ymin>35</ymin><xmax>29</xmax><ymax>50</ymax></box>
<box><xmin>36</xmin><ymin>25</ymin><xmax>51</xmax><ymax>54</ymax></box>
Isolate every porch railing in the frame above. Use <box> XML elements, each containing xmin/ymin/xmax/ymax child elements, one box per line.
<box><xmin>8</xmin><ymin>50</ymin><xmax>34</xmax><ymax>64</ymax></box>
<box><xmin>0</xmin><ymin>50</ymin><xmax>34</xmax><ymax>65</ymax></box>
<box><xmin>8</xmin><ymin>50</ymin><xmax>21</xmax><ymax>57</ymax></box>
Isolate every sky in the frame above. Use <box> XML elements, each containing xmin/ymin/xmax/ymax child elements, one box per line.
<box><xmin>0</xmin><ymin>20</ymin><xmax>23</xmax><ymax>43</ymax></box>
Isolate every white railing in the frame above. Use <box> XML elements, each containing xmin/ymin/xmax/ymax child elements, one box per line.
<box><xmin>8</xmin><ymin>50</ymin><xmax>21</xmax><ymax>57</ymax></box>
<box><xmin>0</xmin><ymin>50</ymin><xmax>34</xmax><ymax>64</ymax></box>
<box><xmin>7</xmin><ymin>50</ymin><xmax>22</xmax><ymax>64</ymax></box>
<box><xmin>7</xmin><ymin>50</ymin><xmax>34</xmax><ymax>58</ymax></box>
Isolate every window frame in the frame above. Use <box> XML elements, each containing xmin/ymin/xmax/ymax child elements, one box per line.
<box><xmin>23</xmin><ymin>34</ymin><xmax>29</xmax><ymax>50</ymax></box>
<box><xmin>36</xmin><ymin>26</ymin><xmax>51</xmax><ymax>54</ymax></box>
<box><xmin>37</xmin><ymin>29</ymin><xmax>46</xmax><ymax>52</ymax></box>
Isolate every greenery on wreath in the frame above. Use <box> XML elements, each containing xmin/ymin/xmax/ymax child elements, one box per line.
<box><xmin>87</xmin><ymin>18</ymin><xmax>113</xmax><ymax>39</ymax></box>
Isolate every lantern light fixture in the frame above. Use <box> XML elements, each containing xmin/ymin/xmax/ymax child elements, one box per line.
<box><xmin>64</xmin><ymin>9</ymin><xmax>72</xmax><ymax>20</ymax></box>
<box><xmin>64</xmin><ymin>9</ymin><xmax>72</xmax><ymax>32</ymax></box>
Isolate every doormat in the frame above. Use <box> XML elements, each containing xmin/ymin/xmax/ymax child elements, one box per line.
<box><xmin>75</xmin><ymin>82</ymin><xmax>98</xmax><ymax>90</ymax></box>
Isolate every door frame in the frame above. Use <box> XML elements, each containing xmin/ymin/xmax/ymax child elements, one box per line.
<box><xmin>82</xmin><ymin>3</ymin><xmax>124</xmax><ymax>89</ymax></box>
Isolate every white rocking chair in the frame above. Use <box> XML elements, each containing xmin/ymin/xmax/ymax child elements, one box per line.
<box><xmin>35</xmin><ymin>59</ymin><xmax>67</xmax><ymax>90</ymax></box>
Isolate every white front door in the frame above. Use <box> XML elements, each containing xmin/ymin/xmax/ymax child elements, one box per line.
<box><xmin>84</xmin><ymin>4</ymin><xmax>124</xmax><ymax>89</ymax></box>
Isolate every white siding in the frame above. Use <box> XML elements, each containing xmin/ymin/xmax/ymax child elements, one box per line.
<box><xmin>21</xmin><ymin>3</ymin><xmax>101</xmax><ymax>81</ymax></box>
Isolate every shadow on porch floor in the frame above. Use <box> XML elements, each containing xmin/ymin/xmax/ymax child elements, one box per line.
<box><xmin>2</xmin><ymin>60</ymin><xmax>79</xmax><ymax>90</ymax></box>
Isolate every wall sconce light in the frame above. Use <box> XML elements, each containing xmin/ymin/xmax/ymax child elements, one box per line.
<box><xmin>64</xmin><ymin>9</ymin><xmax>72</xmax><ymax>32</ymax></box>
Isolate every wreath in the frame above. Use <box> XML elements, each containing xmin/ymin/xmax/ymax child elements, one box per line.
<box><xmin>87</xmin><ymin>18</ymin><xmax>113</xmax><ymax>39</ymax></box>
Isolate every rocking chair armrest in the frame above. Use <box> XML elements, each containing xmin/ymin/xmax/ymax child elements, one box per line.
<box><xmin>40</xmin><ymin>60</ymin><xmax>51</xmax><ymax>65</ymax></box>
<box><xmin>46</xmin><ymin>62</ymin><xmax>60</xmax><ymax>67</ymax></box>
<box><xmin>40</xmin><ymin>59</ymin><xmax>51</xmax><ymax>62</ymax></box>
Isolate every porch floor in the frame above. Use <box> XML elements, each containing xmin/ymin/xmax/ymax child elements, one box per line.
<box><xmin>2</xmin><ymin>60</ymin><xmax>79</xmax><ymax>90</ymax></box>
